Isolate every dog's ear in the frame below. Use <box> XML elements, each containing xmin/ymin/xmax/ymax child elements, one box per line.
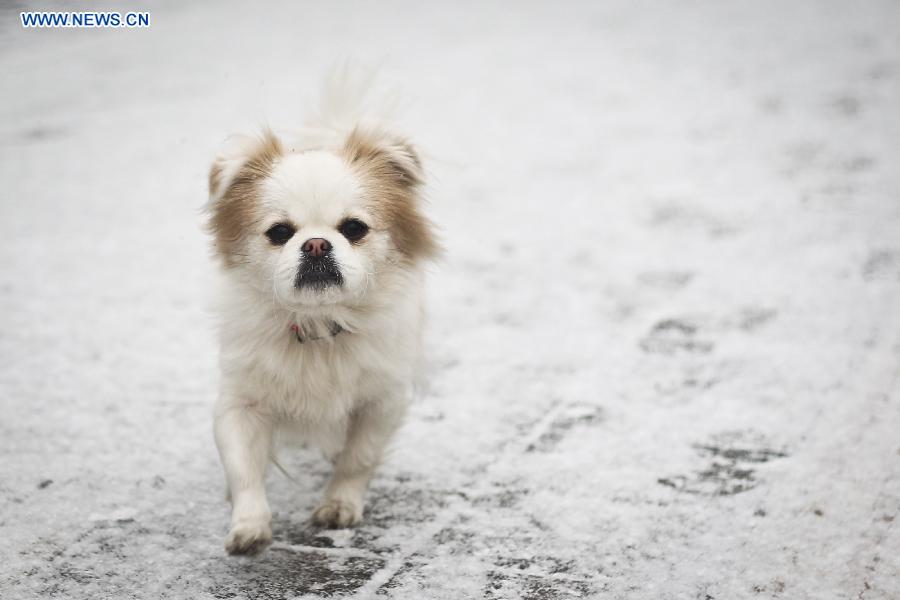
<box><xmin>208</xmin><ymin>130</ymin><xmax>283</xmax><ymax>203</ymax></box>
<box><xmin>343</xmin><ymin>127</ymin><xmax>439</xmax><ymax>261</ymax></box>
<box><xmin>342</xmin><ymin>127</ymin><xmax>423</xmax><ymax>190</ymax></box>
<box><xmin>206</xmin><ymin>130</ymin><xmax>283</xmax><ymax>267</ymax></box>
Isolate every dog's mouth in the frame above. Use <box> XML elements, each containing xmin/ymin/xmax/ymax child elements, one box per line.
<box><xmin>295</xmin><ymin>259</ymin><xmax>343</xmax><ymax>290</ymax></box>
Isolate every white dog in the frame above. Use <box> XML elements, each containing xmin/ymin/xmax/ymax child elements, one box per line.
<box><xmin>206</xmin><ymin>73</ymin><xmax>438</xmax><ymax>555</ymax></box>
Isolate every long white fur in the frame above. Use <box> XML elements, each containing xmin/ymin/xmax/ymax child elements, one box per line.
<box><xmin>210</xmin><ymin>70</ymin><xmax>426</xmax><ymax>554</ymax></box>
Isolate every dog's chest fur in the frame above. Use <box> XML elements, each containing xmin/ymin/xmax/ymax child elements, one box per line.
<box><xmin>215</xmin><ymin>275</ymin><xmax>423</xmax><ymax>430</ymax></box>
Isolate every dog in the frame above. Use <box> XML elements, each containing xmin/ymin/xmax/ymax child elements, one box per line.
<box><xmin>205</xmin><ymin>73</ymin><xmax>438</xmax><ymax>555</ymax></box>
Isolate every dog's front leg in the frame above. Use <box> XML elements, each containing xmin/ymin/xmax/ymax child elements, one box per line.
<box><xmin>312</xmin><ymin>398</ymin><xmax>405</xmax><ymax>528</ymax></box>
<box><xmin>214</xmin><ymin>402</ymin><xmax>273</xmax><ymax>554</ymax></box>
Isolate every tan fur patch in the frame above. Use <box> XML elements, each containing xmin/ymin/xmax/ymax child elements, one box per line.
<box><xmin>208</xmin><ymin>162</ymin><xmax>224</xmax><ymax>199</ymax></box>
<box><xmin>343</xmin><ymin>128</ymin><xmax>440</xmax><ymax>261</ymax></box>
<box><xmin>207</xmin><ymin>131</ymin><xmax>283</xmax><ymax>268</ymax></box>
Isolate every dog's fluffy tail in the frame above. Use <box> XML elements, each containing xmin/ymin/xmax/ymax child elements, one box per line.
<box><xmin>295</xmin><ymin>64</ymin><xmax>405</xmax><ymax>148</ymax></box>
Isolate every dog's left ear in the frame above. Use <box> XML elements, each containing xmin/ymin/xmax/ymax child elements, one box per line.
<box><xmin>343</xmin><ymin>127</ymin><xmax>439</xmax><ymax>261</ymax></box>
<box><xmin>343</xmin><ymin>127</ymin><xmax>423</xmax><ymax>189</ymax></box>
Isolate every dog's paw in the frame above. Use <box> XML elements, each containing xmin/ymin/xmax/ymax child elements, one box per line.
<box><xmin>224</xmin><ymin>520</ymin><xmax>272</xmax><ymax>555</ymax></box>
<box><xmin>311</xmin><ymin>498</ymin><xmax>363</xmax><ymax>528</ymax></box>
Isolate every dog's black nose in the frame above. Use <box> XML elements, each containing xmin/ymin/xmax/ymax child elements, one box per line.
<box><xmin>301</xmin><ymin>238</ymin><xmax>331</xmax><ymax>258</ymax></box>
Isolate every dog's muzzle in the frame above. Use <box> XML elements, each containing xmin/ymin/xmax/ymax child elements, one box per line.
<box><xmin>295</xmin><ymin>237</ymin><xmax>342</xmax><ymax>290</ymax></box>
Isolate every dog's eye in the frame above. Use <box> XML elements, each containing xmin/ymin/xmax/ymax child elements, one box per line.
<box><xmin>265</xmin><ymin>223</ymin><xmax>295</xmax><ymax>246</ymax></box>
<box><xmin>338</xmin><ymin>218</ymin><xmax>369</xmax><ymax>242</ymax></box>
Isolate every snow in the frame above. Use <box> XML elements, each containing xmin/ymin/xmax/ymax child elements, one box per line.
<box><xmin>1</xmin><ymin>1</ymin><xmax>899</xmax><ymax>598</ymax></box>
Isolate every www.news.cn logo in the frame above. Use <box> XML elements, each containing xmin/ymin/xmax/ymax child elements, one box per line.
<box><xmin>21</xmin><ymin>12</ymin><xmax>150</xmax><ymax>28</ymax></box>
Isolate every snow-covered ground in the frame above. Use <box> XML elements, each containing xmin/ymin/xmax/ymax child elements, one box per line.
<box><xmin>1</xmin><ymin>1</ymin><xmax>899</xmax><ymax>598</ymax></box>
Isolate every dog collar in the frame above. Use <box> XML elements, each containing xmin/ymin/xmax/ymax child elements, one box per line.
<box><xmin>290</xmin><ymin>322</ymin><xmax>344</xmax><ymax>343</ymax></box>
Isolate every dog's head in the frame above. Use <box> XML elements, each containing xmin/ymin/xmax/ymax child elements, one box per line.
<box><xmin>207</xmin><ymin>128</ymin><xmax>438</xmax><ymax>308</ymax></box>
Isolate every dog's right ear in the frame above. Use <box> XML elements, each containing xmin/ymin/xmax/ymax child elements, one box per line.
<box><xmin>206</xmin><ymin>131</ymin><xmax>283</xmax><ymax>268</ymax></box>
<box><xmin>207</xmin><ymin>130</ymin><xmax>282</xmax><ymax>203</ymax></box>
